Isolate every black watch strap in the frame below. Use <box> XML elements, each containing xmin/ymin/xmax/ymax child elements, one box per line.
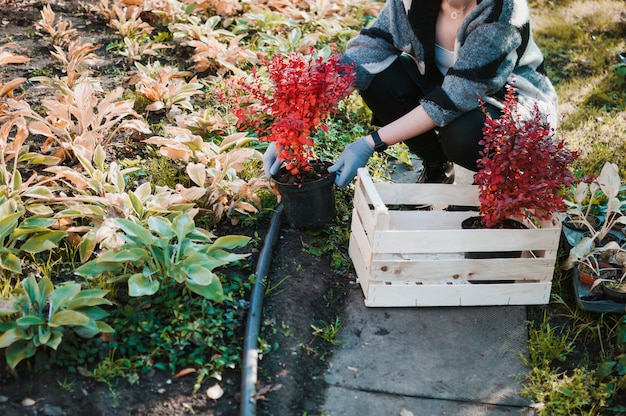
<box><xmin>371</xmin><ymin>131</ymin><xmax>388</xmax><ymax>153</ymax></box>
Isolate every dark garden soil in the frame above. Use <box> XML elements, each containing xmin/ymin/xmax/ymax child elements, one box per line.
<box><xmin>0</xmin><ymin>1</ymin><xmax>352</xmax><ymax>415</ymax></box>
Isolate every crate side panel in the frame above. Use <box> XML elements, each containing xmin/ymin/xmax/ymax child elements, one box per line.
<box><xmin>352</xmin><ymin>180</ymin><xmax>376</xmax><ymax>241</ymax></box>
<box><xmin>363</xmin><ymin>281</ymin><xmax>552</xmax><ymax>307</ymax></box>
<box><xmin>349</xmin><ymin>234</ymin><xmax>371</xmax><ymax>296</ymax></box>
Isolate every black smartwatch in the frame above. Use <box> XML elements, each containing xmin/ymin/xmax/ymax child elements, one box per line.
<box><xmin>371</xmin><ymin>131</ymin><xmax>388</xmax><ymax>153</ymax></box>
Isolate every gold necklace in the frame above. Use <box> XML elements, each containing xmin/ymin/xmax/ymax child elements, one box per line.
<box><xmin>447</xmin><ymin>0</ymin><xmax>469</xmax><ymax>19</ymax></box>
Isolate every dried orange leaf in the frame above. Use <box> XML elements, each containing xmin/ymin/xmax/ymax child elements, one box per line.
<box><xmin>174</xmin><ymin>368</ymin><xmax>196</xmax><ymax>378</ymax></box>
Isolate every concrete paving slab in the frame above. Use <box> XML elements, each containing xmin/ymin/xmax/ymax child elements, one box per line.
<box><xmin>324</xmin><ymin>287</ymin><xmax>533</xmax><ymax>410</ymax></box>
<box><xmin>324</xmin><ymin>385</ymin><xmax>534</xmax><ymax>416</ymax></box>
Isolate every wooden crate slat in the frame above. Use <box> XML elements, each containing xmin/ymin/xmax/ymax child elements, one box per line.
<box><xmin>356</xmin><ymin>168</ymin><xmax>390</xmax><ymax>230</ymax></box>
<box><xmin>363</xmin><ymin>281</ymin><xmax>552</xmax><ymax>307</ymax></box>
<box><xmin>374</xmin><ymin>182</ymin><xmax>480</xmax><ymax>206</ymax></box>
<box><xmin>350</xmin><ymin>209</ymin><xmax>373</xmax><ymax>270</ymax></box>
<box><xmin>348</xmin><ymin>234</ymin><xmax>371</xmax><ymax>294</ymax></box>
<box><xmin>352</xmin><ymin>184</ymin><xmax>375</xmax><ymax>245</ymax></box>
<box><xmin>369</xmin><ymin>256</ymin><xmax>556</xmax><ymax>282</ymax></box>
<box><xmin>372</xmin><ymin>228</ymin><xmax>561</xmax><ymax>253</ymax></box>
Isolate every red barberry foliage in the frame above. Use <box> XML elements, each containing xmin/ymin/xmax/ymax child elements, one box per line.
<box><xmin>475</xmin><ymin>84</ymin><xmax>579</xmax><ymax>228</ymax></box>
<box><xmin>227</xmin><ymin>50</ymin><xmax>355</xmax><ymax>178</ymax></box>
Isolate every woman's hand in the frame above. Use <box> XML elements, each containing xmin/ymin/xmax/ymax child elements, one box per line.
<box><xmin>328</xmin><ymin>137</ymin><xmax>375</xmax><ymax>187</ymax></box>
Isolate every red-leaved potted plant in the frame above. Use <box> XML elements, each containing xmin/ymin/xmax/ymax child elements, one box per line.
<box><xmin>228</xmin><ymin>48</ymin><xmax>356</xmax><ymax>227</ymax></box>
<box><xmin>463</xmin><ymin>83</ymin><xmax>578</xmax><ymax>257</ymax></box>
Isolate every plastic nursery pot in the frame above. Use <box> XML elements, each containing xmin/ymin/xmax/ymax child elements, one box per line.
<box><xmin>272</xmin><ymin>161</ymin><xmax>336</xmax><ymax>229</ymax></box>
<box><xmin>461</xmin><ymin>216</ymin><xmax>527</xmax><ymax>284</ymax></box>
<box><xmin>461</xmin><ymin>216</ymin><xmax>527</xmax><ymax>260</ymax></box>
<box><xmin>601</xmin><ymin>279</ymin><xmax>626</xmax><ymax>303</ymax></box>
<box><xmin>577</xmin><ymin>262</ymin><xmax>619</xmax><ymax>286</ymax></box>
<box><xmin>562</xmin><ymin>215</ymin><xmax>602</xmax><ymax>235</ymax></box>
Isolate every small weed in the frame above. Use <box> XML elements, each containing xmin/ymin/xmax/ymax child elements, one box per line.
<box><xmin>523</xmin><ymin>313</ymin><xmax>575</xmax><ymax>368</ymax></box>
<box><xmin>311</xmin><ymin>317</ymin><xmax>344</xmax><ymax>346</ymax></box>
<box><xmin>265</xmin><ymin>275</ymin><xmax>290</xmax><ymax>297</ymax></box>
<box><xmin>56</xmin><ymin>378</ymin><xmax>75</xmax><ymax>391</ymax></box>
<box><xmin>281</xmin><ymin>321</ymin><xmax>293</xmax><ymax>337</ymax></box>
<box><xmin>88</xmin><ymin>350</ymin><xmax>137</xmax><ymax>389</ymax></box>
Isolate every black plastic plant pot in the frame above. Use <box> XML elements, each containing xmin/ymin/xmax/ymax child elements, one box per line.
<box><xmin>461</xmin><ymin>216</ymin><xmax>527</xmax><ymax>259</ymax></box>
<box><xmin>273</xmin><ymin>170</ymin><xmax>336</xmax><ymax>229</ymax></box>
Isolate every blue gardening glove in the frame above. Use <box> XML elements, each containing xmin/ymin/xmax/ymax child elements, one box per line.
<box><xmin>328</xmin><ymin>137</ymin><xmax>374</xmax><ymax>187</ymax></box>
<box><xmin>263</xmin><ymin>142</ymin><xmax>282</xmax><ymax>178</ymax></box>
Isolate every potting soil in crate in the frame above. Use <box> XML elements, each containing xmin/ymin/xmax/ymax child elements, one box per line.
<box><xmin>348</xmin><ymin>169</ymin><xmax>562</xmax><ymax>307</ymax></box>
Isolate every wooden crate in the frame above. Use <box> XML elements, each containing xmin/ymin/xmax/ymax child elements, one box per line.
<box><xmin>349</xmin><ymin>168</ymin><xmax>562</xmax><ymax>307</ymax></box>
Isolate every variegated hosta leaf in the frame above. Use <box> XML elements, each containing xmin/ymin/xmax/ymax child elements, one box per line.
<box><xmin>597</xmin><ymin>162</ymin><xmax>621</xmax><ymax>200</ymax></box>
<box><xmin>562</xmin><ymin>235</ymin><xmax>596</xmax><ymax>270</ymax></box>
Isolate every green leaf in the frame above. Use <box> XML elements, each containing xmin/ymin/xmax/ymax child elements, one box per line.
<box><xmin>24</xmin><ymin>204</ymin><xmax>54</xmax><ymax>216</ymax></box>
<box><xmin>49</xmin><ymin>283</ymin><xmax>81</xmax><ymax>314</ymax></box>
<box><xmin>16</xmin><ymin>315</ymin><xmax>45</xmax><ymax>327</ymax></box>
<box><xmin>22</xmin><ymin>186</ymin><xmax>55</xmax><ymax>199</ymax></box>
<box><xmin>172</xmin><ymin>214</ymin><xmax>194</xmax><ymax>243</ymax></box>
<box><xmin>74</xmin><ymin>305</ymin><xmax>109</xmax><ymax>321</ymax></box>
<box><xmin>147</xmin><ymin>216</ymin><xmax>174</xmax><ymax>238</ymax></box>
<box><xmin>73</xmin><ymin>319</ymin><xmax>100</xmax><ymax>338</ymax></box>
<box><xmin>0</xmin><ymin>212</ymin><xmax>22</xmax><ymax>241</ymax></box>
<box><xmin>128</xmin><ymin>273</ymin><xmax>160</xmax><ymax>297</ymax></box>
<box><xmin>116</xmin><ymin>218</ymin><xmax>154</xmax><ymax>246</ymax></box>
<box><xmin>47</xmin><ymin>329</ymin><xmax>63</xmax><ymax>350</ymax></box>
<box><xmin>0</xmin><ymin>298</ymin><xmax>18</xmax><ymax>315</ymax></box>
<box><xmin>96</xmin><ymin>247</ymin><xmax>150</xmax><ymax>263</ymax></box>
<box><xmin>20</xmin><ymin>231</ymin><xmax>67</xmax><ymax>254</ymax></box>
<box><xmin>77</xmin><ymin>229</ymin><xmax>97</xmax><ymax>263</ymax></box>
<box><xmin>96</xmin><ymin>321</ymin><xmax>115</xmax><ymax>334</ymax></box>
<box><xmin>49</xmin><ymin>310</ymin><xmax>91</xmax><ymax>327</ymax></box>
<box><xmin>185</xmin><ymin>277</ymin><xmax>224</xmax><ymax>302</ymax></box>
<box><xmin>17</xmin><ymin>216</ymin><xmax>56</xmax><ymax>229</ymax></box>
<box><xmin>11</xmin><ymin>170</ymin><xmax>21</xmax><ymax>192</ymax></box>
<box><xmin>57</xmin><ymin>206</ymin><xmax>107</xmax><ymax>218</ymax></box>
<box><xmin>74</xmin><ymin>260</ymin><xmax>124</xmax><ymax>277</ymax></box>
<box><xmin>66</xmin><ymin>290</ymin><xmax>111</xmax><ymax>309</ymax></box>
<box><xmin>0</xmin><ymin>252</ymin><xmax>22</xmax><ymax>273</ymax></box>
<box><xmin>557</xmin><ymin>386</ymin><xmax>573</xmax><ymax>397</ymax></box>
<box><xmin>129</xmin><ymin>192</ymin><xmax>144</xmax><ymax>218</ymax></box>
<box><xmin>185</xmin><ymin>265</ymin><xmax>216</xmax><ymax>286</ymax></box>
<box><xmin>0</xmin><ymin>327</ymin><xmax>28</xmax><ymax>348</ymax></box>
<box><xmin>206</xmin><ymin>235</ymin><xmax>250</xmax><ymax>252</ymax></box>
<box><xmin>6</xmin><ymin>341</ymin><xmax>36</xmax><ymax>369</ymax></box>
<box><xmin>38</xmin><ymin>325</ymin><xmax>51</xmax><ymax>345</ymax></box>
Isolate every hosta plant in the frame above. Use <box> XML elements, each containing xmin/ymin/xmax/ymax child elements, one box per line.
<box><xmin>562</xmin><ymin>162</ymin><xmax>626</xmax><ymax>273</ymax></box>
<box><xmin>0</xmin><ymin>197</ymin><xmax>66</xmax><ymax>275</ymax></box>
<box><xmin>74</xmin><ymin>213</ymin><xmax>250</xmax><ymax>301</ymax></box>
<box><xmin>0</xmin><ymin>275</ymin><xmax>114</xmax><ymax>370</ymax></box>
<box><xmin>475</xmin><ymin>84</ymin><xmax>578</xmax><ymax>228</ymax></box>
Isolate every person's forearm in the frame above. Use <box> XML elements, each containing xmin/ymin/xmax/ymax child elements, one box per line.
<box><xmin>365</xmin><ymin>105</ymin><xmax>436</xmax><ymax>148</ymax></box>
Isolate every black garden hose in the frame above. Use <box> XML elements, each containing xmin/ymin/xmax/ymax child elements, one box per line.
<box><xmin>240</xmin><ymin>203</ymin><xmax>284</xmax><ymax>416</ymax></box>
